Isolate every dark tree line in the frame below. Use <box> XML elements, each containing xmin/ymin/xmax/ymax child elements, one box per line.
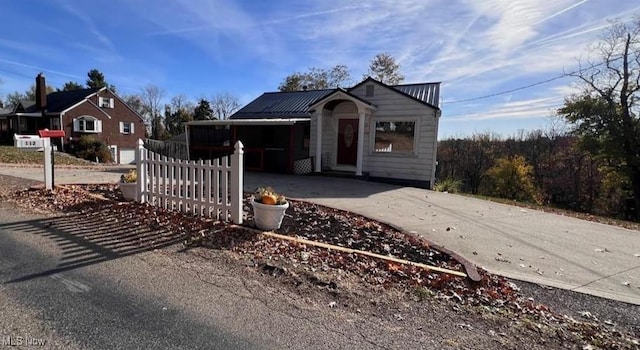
<box><xmin>436</xmin><ymin>130</ymin><xmax>631</xmax><ymax>219</ymax></box>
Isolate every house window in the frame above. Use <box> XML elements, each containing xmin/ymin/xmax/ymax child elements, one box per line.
<box><xmin>99</xmin><ymin>97</ymin><xmax>114</xmax><ymax>108</ymax></box>
<box><xmin>373</xmin><ymin>121</ymin><xmax>416</xmax><ymax>154</ymax></box>
<box><xmin>365</xmin><ymin>84</ymin><xmax>374</xmax><ymax>97</ymax></box>
<box><xmin>73</xmin><ymin>116</ymin><xmax>102</xmax><ymax>133</ymax></box>
<box><xmin>119</xmin><ymin>121</ymin><xmax>134</xmax><ymax>134</ymax></box>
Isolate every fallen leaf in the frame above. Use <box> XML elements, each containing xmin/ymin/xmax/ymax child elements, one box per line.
<box><xmin>387</xmin><ymin>263</ymin><xmax>402</xmax><ymax>272</ymax></box>
<box><xmin>579</xmin><ymin>311</ymin><xmax>595</xmax><ymax>320</ymax></box>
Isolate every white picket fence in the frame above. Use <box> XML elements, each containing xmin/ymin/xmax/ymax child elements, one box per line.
<box><xmin>375</xmin><ymin>144</ymin><xmax>393</xmax><ymax>153</ymax></box>
<box><xmin>134</xmin><ymin>139</ymin><xmax>244</xmax><ymax>224</ymax></box>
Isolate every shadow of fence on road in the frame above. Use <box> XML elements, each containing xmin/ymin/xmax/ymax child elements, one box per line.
<box><xmin>0</xmin><ymin>205</ymin><xmax>185</xmax><ymax>284</ymax></box>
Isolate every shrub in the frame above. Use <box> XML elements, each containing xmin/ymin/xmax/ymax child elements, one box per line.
<box><xmin>434</xmin><ymin>178</ymin><xmax>463</xmax><ymax>193</ymax></box>
<box><xmin>482</xmin><ymin>155</ymin><xmax>540</xmax><ymax>203</ymax></box>
<box><xmin>68</xmin><ymin>135</ymin><xmax>113</xmax><ymax>163</ymax></box>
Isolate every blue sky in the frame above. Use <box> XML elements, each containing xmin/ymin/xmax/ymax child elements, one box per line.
<box><xmin>1</xmin><ymin>0</ymin><xmax>638</xmax><ymax>138</ymax></box>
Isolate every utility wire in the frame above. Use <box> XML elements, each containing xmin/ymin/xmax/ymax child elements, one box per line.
<box><xmin>444</xmin><ymin>75</ymin><xmax>569</xmax><ymax>104</ymax></box>
<box><xmin>443</xmin><ymin>57</ymin><xmax>621</xmax><ymax>105</ymax></box>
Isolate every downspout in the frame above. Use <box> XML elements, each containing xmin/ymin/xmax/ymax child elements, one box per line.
<box><xmin>314</xmin><ymin>110</ymin><xmax>323</xmax><ymax>172</ymax></box>
<box><xmin>431</xmin><ymin>109</ymin><xmax>441</xmax><ymax>190</ymax></box>
<box><xmin>356</xmin><ymin>109</ymin><xmax>365</xmax><ymax>176</ymax></box>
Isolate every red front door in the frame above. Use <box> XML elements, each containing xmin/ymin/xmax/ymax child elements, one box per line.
<box><xmin>337</xmin><ymin>119</ymin><xmax>358</xmax><ymax>166</ymax></box>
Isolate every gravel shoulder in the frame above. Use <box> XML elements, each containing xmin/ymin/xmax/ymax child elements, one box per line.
<box><xmin>1</xmin><ymin>174</ymin><xmax>638</xmax><ymax>349</ymax></box>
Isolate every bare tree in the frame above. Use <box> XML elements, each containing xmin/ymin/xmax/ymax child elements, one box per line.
<box><xmin>4</xmin><ymin>91</ymin><xmax>27</xmax><ymax>109</ymax></box>
<box><xmin>121</xmin><ymin>94</ymin><xmax>146</xmax><ymax>117</ymax></box>
<box><xmin>211</xmin><ymin>92</ymin><xmax>240</xmax><ymax>120</ymax></box>
<box><xmin>3</xmin><ymin>84</ymin><xmax>54</xmax><ymax>109</ymax></box>
<box><xmin>140</xmin><ymin>84</ymin><xmax>166</xmax><ymax>139</ymax></box>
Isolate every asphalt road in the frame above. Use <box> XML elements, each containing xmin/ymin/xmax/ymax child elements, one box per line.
<box><xmin>0</xmin><ymin>201</ymin><xmax>434</xmax><ymax>349</ymax></box>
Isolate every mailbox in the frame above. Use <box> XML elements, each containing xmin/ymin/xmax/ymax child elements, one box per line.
<box><xmin>38</xmin><ymin>129</ymin><xmax>66</xmax><ymax>138</ymax></box>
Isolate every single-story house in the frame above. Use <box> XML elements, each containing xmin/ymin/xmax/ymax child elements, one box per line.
<box><xmin>186</xmin><ymin>77</ymin><xmax>441</xmax><ymax>188</ymax></box>
<box><xmin>0</xmin><ymin>73</ymin><xmax>146</xmax><ymax>164</ymax></box>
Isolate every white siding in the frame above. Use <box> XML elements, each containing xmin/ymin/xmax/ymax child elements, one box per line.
<box><xmin>351</xmin><ymin>82</ymin><xmax>439</xmax><ymax>185</ymax></box>
<box><xmin>322</xmin><ymin>109</ymin><xmax>336</xmax><ymax>168</ymax></box>
<box><xmin>310</xmin><ymin>113</ymin><xmax>317</xmax><ymax>163</ymax></box>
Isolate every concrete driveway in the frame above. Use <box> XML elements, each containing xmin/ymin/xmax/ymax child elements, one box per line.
<box><xmin>245</xmin><ymin>173</ymin><xmax>640</xmax><ymax>305</ymax></box>
<box><xmin>1</xmin><ymin>164</ymin><xmax>639</xmax><ymax>305</ymax></box>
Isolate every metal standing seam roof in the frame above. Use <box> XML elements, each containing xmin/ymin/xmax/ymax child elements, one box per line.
<box><xmin>229</xmin><ymin>80</ymin><xmax>441</xmax><ymax>120</ymax></box>
<box><xmin>230</xmin><ymin>89</ymin><xmax>334</xmax><ymax>119</ymax></box>
<box><xmin>392</xmin><ymin>83</ymin><xmax>440</xmax><ymax>108</ymax></box>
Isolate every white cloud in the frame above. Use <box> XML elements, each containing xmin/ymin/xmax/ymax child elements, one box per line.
<box><xmin>446</xmin><ymin>96</ymin><xmax>563</xmax><ymax>121</ymax></box>
<box><xmin>56</xmin><ymin>0</ymin><xmax>116</xmax><ymax>52</ymax></box>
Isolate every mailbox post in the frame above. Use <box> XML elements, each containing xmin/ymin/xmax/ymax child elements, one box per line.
<box><xmin>38</xmin><ymin>129</ymin><xmax>66</xmax><ymax>189</ymax></box>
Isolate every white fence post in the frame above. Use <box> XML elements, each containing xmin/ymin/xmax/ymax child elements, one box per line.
<box><xmin>43</xmin><ymin>138</ymin><xmax>52</xmax><ymax>190</ymax></box>
<box><xmin>137</xmin><ymin>141</ymin><xmax>244</xmax><ymax>223</ymax></box>
<box><xmin>136</xmin><ymin>139</ymin><xmax>145</xmax><ymax>203</ymax></box>
<box><xmin>230</xmin><ymin>141</ymin><xmax>244</xmax><ymax>224</ymax></box>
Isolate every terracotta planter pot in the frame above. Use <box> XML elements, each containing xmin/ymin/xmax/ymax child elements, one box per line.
<box><xmin>251</xmin><ymin>199</ymin><xmax>289</xmax><ymax>230</ymax></box>
<box><xmin>119</xmin><ymin>182</ymin><xmax>138</xmax><ymax>201</ymax></box>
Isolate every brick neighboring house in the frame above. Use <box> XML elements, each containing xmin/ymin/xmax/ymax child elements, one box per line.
<box><xmin>0</xmin><ymin>73</ymin><xmax>145</xmax><ymax>164</ymax></box>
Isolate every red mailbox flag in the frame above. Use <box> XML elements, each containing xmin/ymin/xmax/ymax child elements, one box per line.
<box><xmin>38</xmin><ymin>129</ymin><xmax>66</xmax><ymax>138</ymax></box>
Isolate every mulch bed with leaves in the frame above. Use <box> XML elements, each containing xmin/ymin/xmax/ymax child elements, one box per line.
<box><xmin>1</xmin><ymin>181</ymin><xmax>638</xmax><ymax>349</ymax></box>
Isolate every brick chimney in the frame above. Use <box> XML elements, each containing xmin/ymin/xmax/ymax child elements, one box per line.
<box><xmin>35</xmin><ymin>73</ymin><xmax>47</xmax><ymax>111</ymax></box>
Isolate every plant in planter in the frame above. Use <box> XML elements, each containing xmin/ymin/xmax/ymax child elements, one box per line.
<box><xmin>119</xmin><ymin>169</ymin><xmax>138</xmax><ymax>201</ymax></box>
<box><xmin>251</xmin><ymin>186</ymin><xmax>289</xmax><ymax>230</ymax></box>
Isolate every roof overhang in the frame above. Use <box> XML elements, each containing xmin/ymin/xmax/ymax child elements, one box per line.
<box><xmin>309</xmin><ymin>89</ymin><xmax>377</xmax><ymax>113</ymax></box>
<box><xmin>186</xmin><ymin>118</ymin><xmax>310</xmax><ymax>126</ymax></box>
<box><xmin>13</xmin><ymin>112</ymin><xmax>44</xmax><ymax>117</ymax></box>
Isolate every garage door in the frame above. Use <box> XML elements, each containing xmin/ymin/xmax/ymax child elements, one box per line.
<box><xmin>119</xmin><ymin>149</ymin><xmax>135</xmax><ymax>164</ymax></box>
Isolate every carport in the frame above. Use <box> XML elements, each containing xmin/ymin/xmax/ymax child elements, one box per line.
<box><xmin>185</xmin><ymin>118</ymin><xmax>310</xmax><ymax>174</ymax></box>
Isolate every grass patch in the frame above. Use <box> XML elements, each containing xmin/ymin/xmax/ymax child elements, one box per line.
<box><xmin>413</xmin><ymin>287</ymin><xmax>435</xmax><ymax>301</ymax></box>
<box><xmin>464</xmin><ymin>192</ymin><xmax>640</xmax><ymax>231</ymax></box>
<box><xmin>0</xmin><ymin>146</ymin><xmax>92</xmax><ymax>165</ymax></box>
<box><xmin>434</xmin><ymin>178</ymin><xmax>463</xmax><ymax>193</ymax></box>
